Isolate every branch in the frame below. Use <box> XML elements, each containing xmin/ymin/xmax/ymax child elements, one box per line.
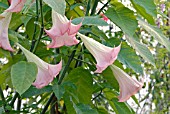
<box><xmin>32</xmin><ymin>0</ymin><xmax>44</xmax><ymax>53</ymax></box>
<box><xmin>30</xmin><ymin>0</ymin><xmax>39</xmax><ymax>52</ymax></box>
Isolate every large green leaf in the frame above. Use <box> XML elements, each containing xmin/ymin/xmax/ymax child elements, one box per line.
<box><xmin>107</xmin><ymin>38</ymin><xmax>143</xmax><ymax>74</ymax></box>
<box><xmin>63</xmin><ymin>83</ymin><xmax>78</xmax><ymax>114</ymax></box>
<box><xmin>102</xmin><ymin>67</ymin><xmax>119</xmax><ymax>91</ymax></box>
<box><xmin>125</xmin><ymin>34</ymin><xmax>155</xmax><ymax>66</ymax></box>
<box><xmin>52</xmin><ymin>80</ymin><xmax>65</xmax><ymax>101</ymax></box>
<box><xmin>73</xmin><ymin>102</ymin><xmax>98</xmax><ymax>114</ymax></box>
<box><xmin>0</xmin><ymin>55</ymin><xmax>23</xmax><ymax>89</ymax></box>
<box><xmin>110</xmin><ymin>98</ymin><xmax>134</xmax><ymax>114</ymax></box>
<box><xmin>64</xmin><ymin>67</ymin><xmax>93</xmax><ymax>104</ymax></box>
<box><xmin>138</xmin><ymin>18</ymin><xmax>170</xmax><ymax>52</ymax></box>
<box><xmin>11</xmin><ymin>61</ymin><xmax>38</xmax><ymax>95</ymax></box>
<box><xmin>105</xmin><ymin>1</ymin><xmax>137</xmax><ymax>36</ymax></box>
<box><xmin>9</xmin><ymin>13</ymin><xmax>23</xmax><ymax>30</ymax></box>
<box><xmin>43</xmin><ymin>0</ymin><xmax>66</xmax><ymax>15</ymax></box>
<box><xmin>72</xmin><ymin>16</ymin><xmax>108</xmax><ymax>26</ymax></box>
<box><xmin>22</xmin><ymin>85</ymin><xmax>52</xmax><ymax>98</ymax></box>
<box><xmin>104</xmin><ymin>90</ymin><xmax>134</xmax><ymax>114</ymax></box>
<box><xmin>130</xmin><ymin>0</ymin><xmax>156</xmax><ymax>24</ymax></box>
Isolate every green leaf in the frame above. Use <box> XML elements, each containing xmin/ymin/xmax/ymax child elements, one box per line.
<box><xmin>53</xmin><ymin>83</ymin><xmax>65</xmax><ymax>101</ymax></box>
<box><xmin>0</xmin><ymin>54</ymin><xmax>24</xmax><ymax>89</ymax></box>
<box><xmin>97</xmin><ymin>107</ymin><xmax>108</xmax><ymax>114</ymax></box>
<box><xmin>138</xmin><ymin>18</ymin><xmax>170</xmax><ymax>52</ymax></box>
<box><xmin>0</xmin><ymin>2</ymin><xmax>8</xmax><ymax>9</ymax></box>
<box><xmin>102</xmin><ymin>67</ymin><xmax>119</xmax><ymax>91</ymax></box>
<box><xmin>9</xmin><ymin>13</ymin><xmax>23</xmax><ymax>30</ymax></box>
<box><xmin>125</xmin><ymin>34</ymin><xmax>155</xmax><ymax>66</ymax></box>
<box><xmin>64</xmin><ymin>67</ymin><xmax>93</xmax><ymax>104</ymax></box>
<box><xmin>107</xmin><ymin>38</ymin><xmax>143</xmax><ymax>74</ymax></box>
<box><xmin>105</xmin><ymin>2</ymin><xmax>137</xmax><ymax>36</ymax></box>
<box><xmin>72</xmin><ymin>16</ymin><xmax>108</xmax><ymax>26</ymax></box>
<box><xmin>22</xmin><ymin>85</ymin><xmax>52</xmax><ymax>98</ymax></box>
<box><xmin>131</xmin><ymin>95</ymin><xmax>140</xmax><ymax>107</ymax></box>
<box><xmin>63</xmin><ymin>91</ymin><xmax>77</xmax><ymax>114</ymax></box>
<box><xmin>91</xmin><ymin>26</ymin><xmax>108</xmax><ymax>40</ymax></box>
<box><xmin>104</xmin><ymin>90</ymin><xmax>134</xmax><ymax>114</ymax></box>
<box><xmin>0</xmin><ymin>48</ymin><xmax>11</xmax><ymax>58</ymax></box>
<box><xmin>70</xmin><ymin>3</ymin><xmax>84</xmax><ymax>10</ymax></box>
<box><xmin>110</xmin><ymin>98</ymin><xmax>134</xmax><ymax>114</ymax></box>
<box><xmin>43</xmin><ymin>0</ymin><xmax>66</xmax><ymax>15</ymax></box>
<box><xmin>0</xmin><ymin>107</ymin><xmax>4</xmax><ymax>114</ymax></box>
<box><xmin>130</xmin><ymin>0</ymin><xmax>156</xmax><ymax>24</ymax></box>
<box><xmin>11</xmin><ymin>61</ymin><xmax>38</xmax><ymax>95</ymax></box>
<box><xmin>72</xmin><ymin>102</ymin><xmax>98</xmax><ymax>114</ymax></box>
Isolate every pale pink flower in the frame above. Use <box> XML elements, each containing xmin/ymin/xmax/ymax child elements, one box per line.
<box><xmin>0</xmin><ymin>12</ymin><xmax>14</xmax><ymax>51</ymax></box>
<box><xmin>6</xmin><ymin>0</ymin><xmax>26</xmax><ymax>13</ymax></box>
<box><xmin>77</xmin><ymin>33</ymin><xmax>121</xmax><ymax>73</ymax></box>
<box><xmin>45</xmin><ymin>10</ymin><xmax>82</xmax><ymax>48</ymax></box>
<box><xmin>17</xmin><ymin>43</ymin><xmax>62</xmax><ymax>89</ymax></box>
<box><xmin>110</xmin><ymin>65</ymin><xmax>143</xmax><ymax>102</ymax></box>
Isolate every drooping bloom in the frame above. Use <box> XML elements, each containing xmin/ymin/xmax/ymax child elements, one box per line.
<box><xmin>17</xmin><ymin>43</ymin><xmax>62</xmax><ymax>89</ymax></box>
<box><xmin>77</xmin><ymin>32</ymin><xmax>121</xmax><ymax>73</ymax></box>
<box><xmin>110</xmin><ymin>65</ymin><xmax>143</xmax><ymax>102</ymax></box>
<box><xmin>45</xmin><ymin>10</ymin><xmax>82</xmax><ymax>48</ymax></box>
<box><xmin>6</xmin><ymin>0</ymin><xmax>27</xmax><ymax>13</ymax></box>
<box><xmin>0</xmin><ymin>12</ymin><xmax>14</xmax><ymax>51</ymax></box>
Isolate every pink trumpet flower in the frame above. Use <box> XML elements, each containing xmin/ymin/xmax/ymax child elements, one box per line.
<box><xmin>6</xmin><ymin>0</ymin><xmax>26</xmax><ymax>13</ymax></box>
<box><xmin>17</xmin><ymin>43</ymin><xmax>62</xmax><ymax>89</ymax></box>
<box><xmin>77</xmin><ymin>33</ymin><xmax>121</xmax><ymax>73</ymax></box>
<box><xmin>0</xmin><ymin>12</ymin><xmax>14</xmax><ymax>51</ymax></box>
<box><xmin>110</xmin><ymin>65</ymin><xmax>143</xmax><ymax>102</ymax></box>
<box><xmin>45</xmin><ymin>10</ymin><xmax>82</xmax><ymax>48</ymax></box>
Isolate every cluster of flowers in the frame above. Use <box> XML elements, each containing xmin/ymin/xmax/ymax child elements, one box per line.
<box><xmin>0</xmin><ymin>0</ymin><xmax>143</xmax><ymax>102</ymax></box>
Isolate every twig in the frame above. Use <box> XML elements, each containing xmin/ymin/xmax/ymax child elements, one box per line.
<box><xmin>40</xmin><ymin>93</ymin><xmax>55</xmax><ymax>114</ymax></box>
<box><xmin>30</xmin><ymin>0</ymin><xmax>39</xmax><ymax>52</ymax></box>
<box><xmin>32</xmin><ymin>0</ymin><xmax>44</xmax><ymax>53</ymax></box>
<box><xmin>58</xmin><ymin>49</ymin><xmax>77</xmax><ymax>85</ymax></box>
<box><xmin>91</xmin><ymin>0</ymin><xmax>99</xmax><ymax>15</ymax></box>
<box><xmin>97</xmin><ymin>0</ymin><xmax>110</xmax><ymax>15</ymax></box>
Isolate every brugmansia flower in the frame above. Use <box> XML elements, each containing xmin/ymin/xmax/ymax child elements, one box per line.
<box><xmin>110</xmin><ymin>65</ymin><xmax>143</xmax><ymax>102</ymax></box>
<box><xmin>45</xmin><ymin>10</ymin><xmax>82</xmax><ymax>48</ymax></box>
<box><xmin>6</xmin><ymin>0</ymin><xmax>27</xmax><ymax>13</ymax></box>
<box><xmin>0</xmin><ymin>12</ymin><xmax>14</xmax><ymax>51</ymax></box>
<box><xmin>17</xmin><ymin>43</ymin><xmax>62</xmax><ymax>89</ymax></box>
<box><xmin>77</xmin><ymin>33</ymin><xmax>121</xmax><ymax>73</ymax></box>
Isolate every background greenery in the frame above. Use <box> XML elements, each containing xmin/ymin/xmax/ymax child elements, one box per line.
<box><xmin>0</xmin><ymin>0</ymin><xmax>170</xmax><ymax>114</ymax></box>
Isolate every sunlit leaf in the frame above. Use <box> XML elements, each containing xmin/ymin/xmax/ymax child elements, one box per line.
<box><xmin>11</xmin><ymin>61</ymin><xmax>38</xmax><ymax>95</ymax></box>
<box><xmin>72</xmin><ymin>16</ymin><xmax>108</xmax><ymax>26</ymax></box>
<box><xmin>43</xmin><ymin>0</ymin><xmax>66</xmax><ymax>15</ymax></box>
<box><xmin>125</xmin><ymin>34</ymin><xmax>155</xmax><ymax>66</ymax></box>
<box><xmin>138</xmin><ymin>18</ymin><xmax>170</xmax><ymax>52</ymax></box>
<box><xmin>130</xmin><ymin>0</ymin><xmax>156</xmax><ymax>24</ymax></box>
<box><xmin>105</xmin><ymin>1</ymin><xmax>137</xmax><ymax>36</ymax></box>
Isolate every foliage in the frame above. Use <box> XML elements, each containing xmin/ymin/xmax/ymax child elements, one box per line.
<box><xmin>0</xmin><ymin>0</ymin><xmax>170</xmax><ymax>114</ymax></box>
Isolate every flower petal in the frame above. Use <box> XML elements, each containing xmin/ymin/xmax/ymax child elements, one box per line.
<box><xmin>45</xmin><ymin>10</ymin><xmax>81</xmax><ymax>48</ymax></box>
<box><xmin>6</xmin><ymin>0</ymin><xmax>26</xmax><ymax>13</ymax></box>
<box><xmin>32</xmin><ymin>67</ymin><xmax>53</xmax><ymax>89</ymax></box>
<box><xmin>45</xmin><ymin>10</ymin><xmax>70</xmax><ymax>38</ymax></box>
<box><xmin>77</xmin><ymin>32</ymin><xmax>121</xmax><ymax>73</ymax></box>
<box><xmin>47</xmin><ymin>32</ymin><xmax>79</xmax><ymax>48</ymax></box>
<box><xmin>17</xmin><ymin>43</ymin><xmax>62</xmax><ymax>89</ymax></box>
<box><xmin>0</xmin><ymin>12</ymin><xmax>14</xmax><ymax>51</ymax></box>
<box><xmin>68</xmin><ymin>21</ymin><xmax>82</xmax><ymax>36</ymax></box>
<box><xmin>48</xmin><ymin>60</ymin><xmax>62</xmax><ymax>76</ymax></box>
<box><xmin>110</xmin><ymin>65</ymin><xmax>143</xmax><ymax>102</ymax></box>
